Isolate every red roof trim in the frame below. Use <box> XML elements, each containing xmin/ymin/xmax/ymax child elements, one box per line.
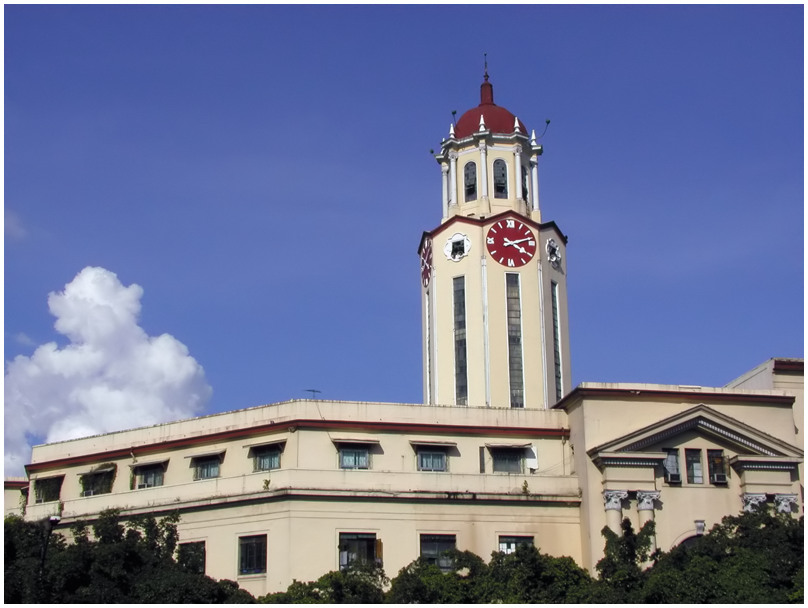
<box><xmin>4</xmin><ymin>480</ymin><xmax>28</xmax><ymax>489</ymax></box>
<box><xmin>773</xmin><ymin>359</ymin><xmax>804</xmax><ymax>374</ymax></box>
<box><xmin>553</xmin><ymin>385</ymin><xmax>795</xmax><ymax>410</ymax></box>
<box><xmin>26</xmin><ymin>417</ymin><xmax>568</xmax><ymax>473</ymax></box>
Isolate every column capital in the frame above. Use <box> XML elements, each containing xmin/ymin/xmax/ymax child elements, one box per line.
<box><xmin>448</xmin><ymin>150</ymin><xmax>459</xmax><ymax>161</ymax></box>
<box><xmin>603</xmin><ymin>489</ymin><xmax>628</xmax><ymax>511</ymax></box>
<box><xmin>478</xmin><ymin>140</ymin><xmax>487</xmax><ymax>152</ymax></box>
<box><xmin>637</xmin><ymin>491</ymin><xmax>660</xmax><ymax>511</ymax></box>
<box><xmin>441</xmin><ymin>163</ymin><xmax>449</xmax><ymax>174</ymax></box>
<box><xmin>774</xmin><ymin>493</ymin><xmax>799</xmax><ymax>514</ymax></box>
<box><xmin>513</xmin><ymin>144</ymin><xmax>523</xmax><ymax>155</ymax></box>
<box><xmin>742</xmin><ymin>493</ymin><xmax>768</xmax><ymax>512</ymax></box>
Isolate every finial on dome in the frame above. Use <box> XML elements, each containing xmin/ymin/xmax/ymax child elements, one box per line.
<box><xmin>480</xmin><ymin>55</ymin><xmax>494</xmax><ymax>106</ymax></box>
<box><xmin>449</xmin><ymin>123</ymin><xmax>455</xmax><ymax>138</ymax></box>
<box><xmin>479</xmin><ymin>114</ymin><xmax>486</xmax><ymax>132</ymax></box>
<box><xmin>531</xmin><ymin>130</ymin><xmax>537</xmax><ymax>145</ymax></box>
<box><xmin>514</xmin><ymin>117</ymin><xmax>521</xmax><ymax>133</ymax></box>
<box><xmin>484</xmin><ymin>52</ymin><xmax>489</xmax><ymax>82</ymax></box>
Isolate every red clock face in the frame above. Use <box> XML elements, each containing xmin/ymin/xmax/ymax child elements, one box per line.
<box><xmin>420</xmin><ymin>239</ymin><xmax>433</xmax><ymax>287</ymax></box>
<box><xmin>486</xmin><ymin>218</ymin><xmax>537</xmax><ymax>267</ymax></box>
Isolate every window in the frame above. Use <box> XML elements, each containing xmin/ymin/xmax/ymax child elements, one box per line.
<box><xmin>80</xmin><ymin>467</ymin><xmax>115</xmax><ymax>497</ymax></box>
<box><xmin>34</xmin><ymin>476</ymin><xmax>63</xmax><ymax>503</ymax></box>
<box><xmin>134</xmin><ymin>464</ymin><xmax>165</xmax><ymax>489</ymax></box>
<box><xmin>492</xmin><ymin>448</ymin><xmax>523</xmax><ymax>474</ymax></box>
<box><xmin>453</xmin><ymin>276</ymin><xmax>468</xmax><ymax>405</ymax></box>
<box><xmin>498</xmin><ymin>535</ymin><xmax>533</xmax><ymax>554</ymax></box>
<box><xmin>417</xmin><ymin>450</ymin><xmax>447</xmax><ymax>472</ymax></box>
<box><xmin>663</xmin><ymin>448</ymin><xmax>681</xmax><ymax>483</ymax></box>
<box><xmin>493</xmin><ymin>159</ymin><xmax>508</xmax><ymax>198</ymax></box>
<box><xmin>178</xmin><ymin>541</ymin><xmax>206</xmax><ymax>574</ymax></box>
<box><xmin>252</xmin><ymin>445</ymin><xmax>282</xmax><ymax>472</ymax></box>
<box><xmin>340</xmin><ymin>446</ymin><xmax>370</xmax><ymax>470</ymax></box>
<box><xmin>707</xmin><ymin>449</ymin><xmax>728</xmax><ymax>484</ymax></box>
<box><xmin>239</xmin><ymin>535</ymin><xmax>267</xmax><ymax>575</ymax></box>
<box><xmin>339</xmin><ymin>533</ymin><xmax>379</xmax><ymax>570</ymax></box>
<box><xmin>506</xmin><ymin>274</ymin><xmax>524</xmax><ymax>408</ymax></box>
<box><xmin>685</xmin><ymin>449</ymin><xmax>703</xmax><ymax>484</ymax></box>
<box><xmin>420</xmin><ymin>534</ymin><xmax>456</xmax><ymax>572</ymax></box>
<box><xmin>193</xmin><ymin>456</ymin><xmax>221</xmax><ymax>480</ymax></box>
<box><xmin>551</xmin><ymin>281</ymin><xmax>563</xmax><ymax>402</ymax></box>
<box><xmin>464</xmin><ymin>161</ymin><xmax>477</xmax><ymax>201</ymax></box>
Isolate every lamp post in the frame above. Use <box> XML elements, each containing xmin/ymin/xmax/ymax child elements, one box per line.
<box><xmin>39</xmin><ymin>515</ymin><xmax>61</xmax><ymax>581</ymax></box>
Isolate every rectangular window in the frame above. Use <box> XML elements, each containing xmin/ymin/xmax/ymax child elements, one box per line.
<box><xmin>239</xmin><ymin>535</ymin><xmax>267</xmax><ymax>575</ymax></box>
<box><xmin>193</xmin><ymin>456</ymin><xmax>221</xmax><ymax>480</ymax></box>
<box><xmin>707</xmin><ymin>449</ymin><xmax>728</xmax><ymax>484</ymax></box>
<box><xmin>492</xmin><ymin>448</ymin><xmax>523</xmax><ymax>474</ymax></box>
<box><xmin>134</xmin><ymin>464</ymin><xmax>164</xmax><ymax>489</ymax></box>
<box><xmin>253</xmin><ymin>446</ymin><xmax>282</xmax><ymax>472</ymax></box>
<box><xmin>551</xmin><ymin>281</ymin><xmax>563</xmax><ymax>402</ymax></box>
<box><xmin>34</xmin><ymin>476</ymin><xmax>64</xmax><ymax>503</ymax></box>
<box><xmin>506</xmin><ymin>274</ymin><xmax>524</xmax><ymax>408</ymax></box>
<box><xmin>498</xmin><ymin>535</ymin><xmax>533</xmax><ymax>554</ymax></box>
<box><xmin>663</xmin><ymin>448</ymin><xmax>681</xmax><ymax>483</ymax></box>
<box><xmin>417</xmin><ymin>450</ymin><xmax>447</xmax><ymax>472</ymax></box>
<box><xmin>420</xmin><ymin>534</ymin><xmax>456</xmax><ymax>572</ymax></box>
<box><xmin>338</xmin><ymin>533</ymin><xmax>378</xmax><ymax>570</ymax></box>
<box><xmin>340</xmin><ymin>446</ymin><xmax>370</xmax><ymax>470</ymax></box>
<box><xmin>685</xmin><ymin>449</ymin><xmax>703</xmax><ymax>484</ymax></box>
<box><xmin>453</xmin><ymin>276</ymin><xmax>468</xmax><ymax>406</ymax></box>
<box><xmin>178</xmin><ymin>541</ymin><xmax>206</xmax><ymax>575</ymax></box>
<box><xmin>80</xmin><ymin>470</ymin><xmax>115</xmax><ymax>497</ymax></box>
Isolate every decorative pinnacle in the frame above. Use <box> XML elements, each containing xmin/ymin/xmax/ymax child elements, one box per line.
<box><xmin>484</xmin><ymin>53</ymin><xmax>489</xmax><ymax>82</ymax></box>
<box><xmin>449</xmin><ymin>123</ymin><xmax>455</xmax><ymax>138</ymax></box>
<box><xmin>514</xmin><ymin>117</ymin><xmax>521</xmax><ymax>133</ymax></box>
<box><xmin>530</xmin><ymin>130</ymin><xmax>537</xmax><ymax>145</ymax></box>
<box><xmin>479</xmin><ymin>114</ymin><xmax>486</xmax><ymax>132</ymax></box>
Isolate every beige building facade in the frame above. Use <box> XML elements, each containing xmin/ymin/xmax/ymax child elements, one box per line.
<box><xmin>5</xmin><ymin>75</ymin><xmax>803</xmax><ymax>597</ymax></box>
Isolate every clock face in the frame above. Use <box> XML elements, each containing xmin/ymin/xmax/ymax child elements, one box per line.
<box><xmin>485</xmin><ymin>218</ymin><xmax>537</xmax><ymax>267</ymax></box>
<box><xmin>420</xmin><ymin>239</ymin><xmax>433</xmax><ymax>287</ymax></box>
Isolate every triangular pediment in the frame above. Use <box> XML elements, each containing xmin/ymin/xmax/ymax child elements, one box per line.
<box><xmin>587</xmin><ymin>404</ymin><xmax>803</xmax><ymax>459</ymax></box>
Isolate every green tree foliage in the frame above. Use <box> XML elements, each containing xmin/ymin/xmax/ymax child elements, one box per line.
<box><xmin>640</xmin><ymin>509</ymin><xmax>803</xmax><ymax>604</ymax></box>
<box><xmin>590</xmin><ymin>518</ymin><xmax>656</xmax><ymax>602</ymax></box>
<box><xmin>4</xmin><ymin>509</ymin><xmax>255</xmax><ymax>603</ymax></box>
<box><xmin>260</xmin><ymin>562</ymin><xmax>388</xmax><ymax>604</ymax></box>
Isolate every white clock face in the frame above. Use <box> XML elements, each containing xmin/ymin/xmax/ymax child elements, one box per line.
<box><xmin>444</xmin><ymin>233</ymin><xmax>471</xmax><ymax>262</ymax></box>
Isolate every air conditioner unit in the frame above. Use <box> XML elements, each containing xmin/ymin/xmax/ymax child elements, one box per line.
<box><xmin>82</xmin><ymin>489</ymin><xmax>95</xmax><ymax>497</ymax></box>
<box><xmin>137</xmin><ymin>484</ymin><xmax>151</xmax><ymax>489</ymax></box>
<box><xmin>666</xmin><ymin>473</ymin><xmax>682</xmax><ymax>484</ymax></box>
<box><xmin>711</xmin><ymin>473</ymin><xmax>728</xmax><ymax>484</ymax></box>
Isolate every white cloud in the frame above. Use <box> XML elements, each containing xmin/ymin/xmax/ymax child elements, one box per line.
<box><xmin>4</xmin><ymin>267</ymin><xmax>212</xmax><ymax>475</ymax></box>
<box><xmin>5</xmin><ymin>209</ymin><xmax>27</xmax><ymax>240</ymax></box>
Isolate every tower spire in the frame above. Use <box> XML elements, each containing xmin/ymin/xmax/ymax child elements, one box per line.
<box><xmin>480</xmin><ymin>53</ymin><xmax>494</xmax><ymax>105</ymax></box>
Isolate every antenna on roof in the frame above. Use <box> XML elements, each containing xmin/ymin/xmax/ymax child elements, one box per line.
<box><xmin>484</xmin><ymin>52</ymin><xmax>488</xmax><ymax>79</ymax></box>
<box><xmin>304</xmin><ymin>389</ymin><xmax>322</xmax><ymax>399</ymax></box>
<box><xmin>539</xmin><ymin>119</ymin><xmax>551</xmax><ymax>138</ymax></box>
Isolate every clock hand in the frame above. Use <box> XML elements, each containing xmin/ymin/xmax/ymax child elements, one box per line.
<box><xmin>502</xmin><ymin>238</ymin><xmax>528</xmax><ymax>254</ymax></box>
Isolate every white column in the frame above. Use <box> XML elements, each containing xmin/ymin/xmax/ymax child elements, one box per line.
<box><xmin>603</xmin><ymin>490</ymin><xmax>628</xmax><ymax>534</ymax></box>
<box><xmin>441</xmin><ymin>163</ymin><xmax>449</xmax><ymax>219</ymax></box>
<box><xmin>637</xmin><ymin>491</ymin><xmax>660</xmax><ymax>554</ymax></box>
<box><xmin>513</xmin><ymin>145</ymin><xmax>523</xmax><ymax>202</ymax></box>
<box><xmin>448</xmin><ymin>151</ymin><xmax>458</xmax><ymax>207</ymax></box>
<box><xmin>530</xmin><ymin>156</ymin><xmax>540</xmax><ymax>212</ymax></box>
<box><xmin>742</xmin><ymin>493</ymin><xmax>767</xmax><ymax>512</ymax></box>
<box><xmin>478</xmin><ymin>142</ymin><xmax>488</xmax><ymax>201</ymax></box>
<box><xmin>774</xmin><ymin>494</ymin><xmax>798</xmax><ymax>513</ymax></box>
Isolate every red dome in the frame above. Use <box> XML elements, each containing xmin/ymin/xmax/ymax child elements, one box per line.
<box><xmin>454</xmin><ymin>75</ymin><xmax>527</xmax><ymax>139</ymax></box>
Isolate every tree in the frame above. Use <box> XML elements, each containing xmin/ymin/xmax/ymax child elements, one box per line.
<box><xmin>641</xmin><ymin>508</ymin><xmax>803</xmax><ymax>604</ymax></box>
<box><xmin>259</xmin><ymin>562</ymin><xmax>387</xmax><ymax>604</ymax></box>
<box><xmin>591</xmin><ymin>518</ymin><xmax>656</xmax><ymax>602</ymax></box>
<box><xmin>4</xmin><ymin>509</ymin><xmax>255</xmax><ymax>603</ymax></box>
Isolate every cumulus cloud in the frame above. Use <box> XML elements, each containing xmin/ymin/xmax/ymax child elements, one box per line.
<box><xmin>4</xmin><ymin>267</ymin><xmax>212</xmax><ymax>475</ymax></box>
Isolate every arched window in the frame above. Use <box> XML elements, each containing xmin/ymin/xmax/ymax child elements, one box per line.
<box><xmin>493</xmin><ymin>159</ymin><xmax>508</xmax><ymax>199</ymax></box>
<box><xmin>521</xmin><ymin>166</ymin><xmax>529</xmax><ymax>202</ymax></box>
<box><xmin>464</xmin><ymin>162</ymin><xmax>477</xmax><ymax>201</ymax></box>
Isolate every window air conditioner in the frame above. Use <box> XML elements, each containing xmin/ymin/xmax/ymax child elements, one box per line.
<box><xmin>711</xmin><ymin>473</ymin><xmax>728</xmax><ymax>484</ymax></box>
<box><xmin>666</xmin><ymin>473</ymin><xmax>682</xmax><ymax>484</ymax></box>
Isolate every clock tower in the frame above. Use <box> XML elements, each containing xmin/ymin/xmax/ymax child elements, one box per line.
<box><xmin>419</xmin><ymin>72</ymin><xmax>571</xmax><ymax>409</ymax></box>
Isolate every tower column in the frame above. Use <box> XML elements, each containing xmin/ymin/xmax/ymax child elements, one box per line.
<box><xmin>530</xmin><ymin>156</ymin><xmax>540</xmax><ymax>213</ymax></box>
<box><xmin>441</xmin><ymin>163</ymin><xmax>449</xmax><ymax>218</ymax></box>
<box><xmin>478</xmin><ymin>141</ymin><xmax>489</xmax><ymax>202</ymax></box>
<box><xmin>514</xmin><ymin>145</ymin><xmax>523</xmax><ymax>201</ymax></box>
<box><xmin>448</xmin><ymin>151</ymin><xmax>458</xmax><ymax>207</ymax></box>
<box><xmin>603</xmin><ymin>490</ymin><xmax>628</xmax><ymax>534</ymax></box>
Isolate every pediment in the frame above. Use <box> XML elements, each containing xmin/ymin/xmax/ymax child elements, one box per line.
<box><xmin>587</xmin><ymin>404</ymin><xmax>803</xmax><ymax>460</ymax></box>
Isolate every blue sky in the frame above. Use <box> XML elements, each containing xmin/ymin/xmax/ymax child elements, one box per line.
<box><xmin>4</xmin><ymin>5</ymin><xmax>803</xmax><ymax>471</ymax></box>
